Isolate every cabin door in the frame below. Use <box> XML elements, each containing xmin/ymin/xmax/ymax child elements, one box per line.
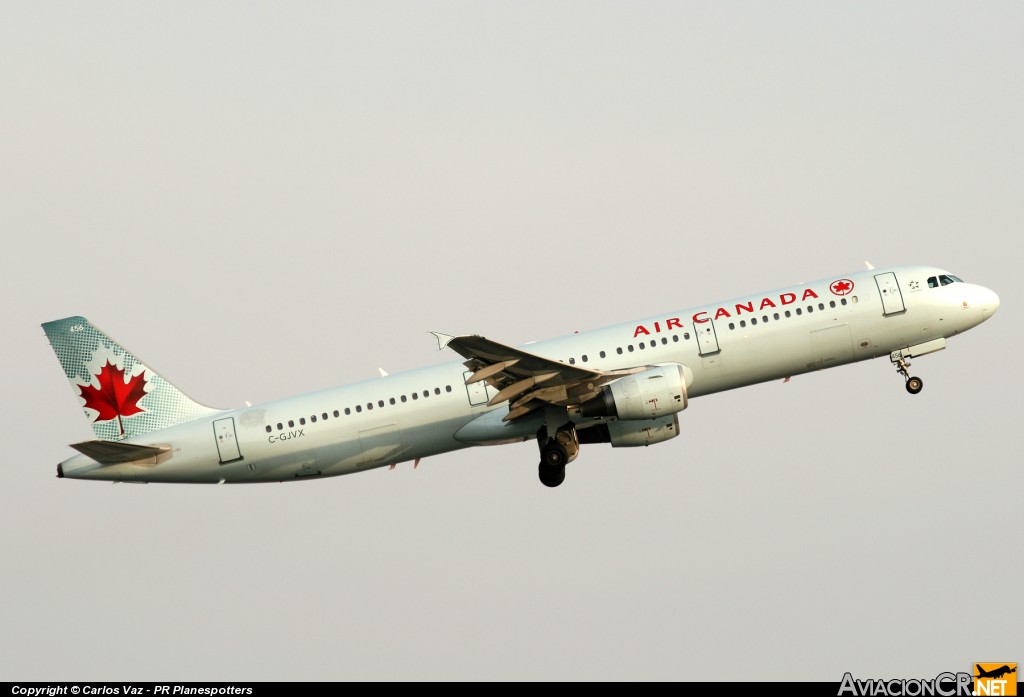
<box><xmin>875</xmin><ymin>272</ymin><xmax>906</xmax><ymax>315</ymax></box>
<box><xmin>213</xmin><ymin>417</ymin><xmax>243</xmax><ymax>464</ymax></box>
<box><xmin>696</xmin><ymin>319</ymin><xmax>721</xmax><ymax>356</ymax></box>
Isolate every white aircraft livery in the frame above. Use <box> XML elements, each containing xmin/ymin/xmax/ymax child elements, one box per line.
<box><xmin>44</xmin><ymin>265</ymin><xmax>999</xmax><ymax>487</ymax></box>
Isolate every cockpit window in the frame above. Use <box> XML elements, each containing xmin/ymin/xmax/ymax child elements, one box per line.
<box><xmin>929</xmin><ymin>274</ymin><xmax>964</xmax><ymax>288</ymax></box>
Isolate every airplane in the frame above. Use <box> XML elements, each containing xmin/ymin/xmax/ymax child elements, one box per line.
<box><xmin>43</xmin><ymin>264</ymin><xmax>999</xmax><ymax>488</ymax></box>
<box><xmin>975</xmin><ymin>665</ymin><xmax>1017</xmax><ymax>680</ymax></box>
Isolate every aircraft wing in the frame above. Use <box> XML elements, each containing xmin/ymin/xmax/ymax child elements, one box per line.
<box><xmin>432</xmin><ymin>333</ymin><xmax>633</xmax><ymax>421</ymax></box>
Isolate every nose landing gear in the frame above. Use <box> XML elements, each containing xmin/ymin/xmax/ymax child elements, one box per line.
<box><xmin>891</xmin><ymin>351</ymin><xmax>924</xmax><ymax>395</ymax></box>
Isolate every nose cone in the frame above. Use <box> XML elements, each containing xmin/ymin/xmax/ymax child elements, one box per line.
<box><xmin>979</xmin><ymin>286</ymin><xmax>1000</xmax><ymax>318</ymax></box>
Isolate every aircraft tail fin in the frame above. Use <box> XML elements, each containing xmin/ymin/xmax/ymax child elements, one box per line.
<box><xmin>42</xmin><ymin>316</ymin><xmax>219</xmax><ymax>441</ymax></box>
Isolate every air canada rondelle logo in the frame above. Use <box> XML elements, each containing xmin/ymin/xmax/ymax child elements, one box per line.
<box><xmin>831</xmin><ymin>279</ymin><xmax>855</xmax><ymax>296</ymax></box>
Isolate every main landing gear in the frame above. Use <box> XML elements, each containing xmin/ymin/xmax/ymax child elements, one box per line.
<box><xmin>537</xmin><ymin>422</ymin><xmax>579</xmax><ymax>488</ymax></box>
<box><xmin>891</xmin><ymin>350</ymin><xmax>924</xmax><ymax>395</ymax></box>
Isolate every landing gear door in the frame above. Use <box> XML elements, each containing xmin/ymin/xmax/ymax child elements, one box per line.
<box><xmin>213</xmin><ymin>417</ymin><xmax>243</xmax><ymax>464</ymax></box>
<box><xmin>696</xmin><ymin>320</ymin><xmax>720</xmax><ymax>356</ymax></box>
<box><xmin>875</xmin><ymin>272</ymin><xmax>906</xmax><ymax>315</ymax></box>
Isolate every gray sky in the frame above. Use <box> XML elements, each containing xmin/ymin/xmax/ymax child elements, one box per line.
<box><xmin>2</xmin><ymin>1</ymin><xmax>1021</xmax><ymax>681</ymax></box>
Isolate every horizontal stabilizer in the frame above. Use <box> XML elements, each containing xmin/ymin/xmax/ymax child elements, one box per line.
<box><xmin>70</xmin><ymin>440</ymin><xmax>170</xmax><ymax>465</ymax></box>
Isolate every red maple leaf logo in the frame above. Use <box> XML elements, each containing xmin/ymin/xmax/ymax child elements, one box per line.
<box><xmin>830</xmin><ymin>279</ymin><xmax>854</xmax><ymax>296</ymax></box>
<box><xmin>78</xmin><ymin>361</ymin><xmax>148</xmax><ymax>435</ymax></box>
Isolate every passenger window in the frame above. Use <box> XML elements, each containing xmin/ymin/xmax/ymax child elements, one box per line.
<box><xmin>343</xmin><ymin>408</ymin><xmax>350</xmax><ymax>416</ymax></box>
<box><xmin>310</xmin><ymin>415</ymin><xmax>317</xmax><ymax>423</ymax></box>
<box><xmin>288</xmin><ymin>420</ymin><xmax>294</xmax><ymax>428</ymax></box>
<box><xmin>401</xmin><ymin>395</ymin><xmax>407</xmax><ymax>403</ymax></box>
<box><xmin>277</xmin><ymin>423</ymin><xmax>283</xmax><ymax>430</ymax></box>
<box><xmin>445</xmin><ymin>385</ymin><xmax>452</xmax><ymax>393</ymax></box>
<box><xmin>323</xmin><ymin>413</ymin><xmax>329</xmax><ymax>420</ymax></box>
<box><xmin>628</xmin><ymin>345</ymin><xmax>634</xmax><ymax>352</ymax></box>
<box><xmin>367</xmin><ymin>403</ymin><xmax>373</xmax><ymax>410</ymax></box>
<box><xmin>762</xmin><ymin>315</ymin><xmax>768</xmax><ymax>323</ymax></box>
<box><xmin>639</xmin><ymin>343</ymin><xmax>645</xmax><ymax>350</ymax></box>
<box><xmin>807</xmin><ymin>306</ymin><xmax>814</xmax><ymax>313</ymax></box>
<box><xmin>423</xmin><ymin>390</ymin><xmax>429</xmax><ymax>398</ymax></box>
<box><xmin>434</xmin><ymin>388</ymin><xmax>440</xmax><ymax>395</ymax></box>
<box><xmin>661</xmin><ymin>338</ymin><xmax>668</xmax><ymax>345</ymax></box>
<box><xmin>390</xmin><ymin>398</ymin><xmax>396</xmax><ymax>405</ymax></box>
<box><xmin>840</xmin><ymin>299</ymin><xmax>847</xmax><ymax>306</ymax></box>
<box><xmin>785</xmin><ymin>310</ymin><xmax>791</xmax><ymax>317</ymax></box>
<box><xmin>740</xmin><ymin>320</ymin><xmax>746</xmax><ymax>328</ymax></box>
<box><xmin>818</xmin><ymin>303</ymin><xmax>824</xmax><ymax>310</ymax></box>
<box><xmin>378</xmin><ymin>400</ymin><xmax>385</xmax><ymax>407</ymax></box>
<box><xmin>299</xmin><ymin>418</ymin><xmax>306</xmax><ymax>425</ymax></box>
<box><xmin>683</xmin><ymin>333</ymin><xmax>690</xmax><ymax>340</ymax></box>
<box><xmin>600</xmin><ymin>351</ymin><xmax>606</xmax><ymax>358</ymax></box>
<box><xmin>773</xmin><ymin>313</ymin><xmax>780</xmax><ymax>320</ymax></box>
<box><xmin>729</xmin><ymin>322</ymin><xmax>735</xmax><ymax>330</ymax></box>
<box><xmin>412</xmin><ymin>393</ymin><xmax>418</xmax><ymax>400</ymax></box>
<box><xmin>582</xmin><ymin>355</ymin><xmax>588</xmax><ymax>362</ymax></box>
<box><xmin>355</xmin><ymin>406</ymin><xmax>362</xmax><ymax>413</ymax></box>
<box><xmin>265</xmin><ymin>425</ymin><xmax>272</xmax><ymax>433</ymax></box>
<box><xmin>829</xmin><ymin>301</ymin><xmax>835</xmax><ymax>308</ymax></box>
<box><xmin>616</xmin><ymin>347</ymin><xmax>623</xmax><ymax>355</ymax></box>
<box><xmin>796</xmin><ymin>308</ymin><xmax>802</xmax><ymax>315</ymax></box>
<box><xmin>751</xmin><ymin>318</ymin><xmax>757</xmax><ymax>325</ymax></box>
<box><xmin>569</xmin><ymin>357</ymin><xmax>575</xmax><ymax>364</ymax></box>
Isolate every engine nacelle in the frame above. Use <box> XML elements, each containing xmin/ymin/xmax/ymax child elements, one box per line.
<box><xmin>579</xmin><ymin>364</ymin><xmax>688</xmax><ymax>420</ymax></box>
<box><xmin>577</xmin><ymin>414</ymin><xmax>681</xmax><ymax>447</ymax></box>
<box><xmin>608</xmin><ymin>414</ymin><xmax>680</xmax><ymax>447</ymax></box>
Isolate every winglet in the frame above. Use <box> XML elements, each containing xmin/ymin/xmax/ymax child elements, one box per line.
<box><xmin>430</xmin><ymin>332</ymin><xmax>455</xmax><ymax>350</ymax></box>
<box><xmin>865</xmin><ymin>261</ymin><xmax>875</xmax><ymax>270</ymax></box>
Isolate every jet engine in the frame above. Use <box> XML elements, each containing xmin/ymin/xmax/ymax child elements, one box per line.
<box><xmin>579</xmin><ymin>364</ymin><xmax>688</xmax><ymax>420</ymax></box>
<box><xmin>578</xmin><ymin>414</ymin><xmax>681</xmax><ymax>447</ymax></box>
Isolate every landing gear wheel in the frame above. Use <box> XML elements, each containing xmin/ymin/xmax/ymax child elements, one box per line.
<box><xmin>905</xmin><ymin>376</ymin><xmax>923</xmax><ymax>395</ymax></box>
<box><xmin>538</xmin><ymin>462</ymin><xmax>566</xmax><ymax>488</ymax></box>
<box><xmin>541</xmin><ymin>441</ymin><xmax>569</xmax><ymax>468</ymax></box>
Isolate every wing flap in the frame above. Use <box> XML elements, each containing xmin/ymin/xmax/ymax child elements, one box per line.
<box><xmin>436</xmin><ymin>333</ymin><xmax>644</xmax><ymax>421</ymax></box>
<box><xmin>444</xmin><ymin>335</ymin><xmax>601</xmax><ymax>387</ymax></box>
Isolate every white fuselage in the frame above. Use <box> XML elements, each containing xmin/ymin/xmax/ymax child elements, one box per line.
<box><xmin>57</xmin><ymin>265</ymin><xmax>999</xmax><ymax>483</ymax></box>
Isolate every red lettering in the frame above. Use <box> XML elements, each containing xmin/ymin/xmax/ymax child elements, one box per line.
<box><xmin>692</xmin><ymin>311</ymin><xmax>709</xmax><ymax>324</ymax></box>
<box><xmin>653</xmin><ymin>321</ymin><xmax>661</xmax><ymax>333</ymax></box>
<box><xmin>666</xmin><ymin>317</ymin><xmax>683</xmax><ymax>329</ymax></box>
<box><xmin>734</xmin><ymin>301</ymin><xmax>753</xmax><ymax>315</ymax></box>
<box><xmin>633</xmin><ymin>325</ymin><xmax>650</xmax><ymax>337</ymax></box>
<box><xmin>802</xmin><ymin>288</ymin><xmax>819</xmax><ymax>301</ymax></box>
<box><xmin>780</xmin><ymin>292</ymin><xmax>796</xmax><ymax>305</ymax></box>
<box><xmin>759</xmin><ymin>297</ymin><xmax>777</xmax><ymax>310</ymax></box>
<box><xmin>714</xmin><ymin>307</ymin><xmax>731</xmax><ymax>320</ymax></box>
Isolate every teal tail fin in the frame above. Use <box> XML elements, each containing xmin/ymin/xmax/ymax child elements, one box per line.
<box><xmin>42</xmin><ymin>316</ymin><xmax>219</xmax><ymax>441</ymax></box>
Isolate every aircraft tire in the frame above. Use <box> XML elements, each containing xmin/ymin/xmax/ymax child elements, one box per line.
<box><xmin>541</xmin><ymin>441</ymin><xmax>569</xmax><ymax>468</ymax></box>
<box><xmin>538</xmin><ymin>462</ymin><xmax>566</xmax><ymax>488</ymax></box>
<box><xmin>906</xmin><ymin>377</ymin><xmax>923</xmax><ymax>394</ymax></box>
